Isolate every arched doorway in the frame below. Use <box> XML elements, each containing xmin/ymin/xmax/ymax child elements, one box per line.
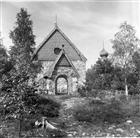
<box><xmin>55</xmin><ymin>75</ymin><xmax>68</xmax><ymax>95</ymax></box>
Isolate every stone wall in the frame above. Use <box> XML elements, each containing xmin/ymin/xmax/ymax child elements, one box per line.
<box><xmin>37</xmin><ymin>60</ymin><xmax>86</xmax><ymax>95</ymax></box>
<box><xmin>36</xmin><ymin>61</ymin><xmax>54</xmax><ymax>81</ymax></box>
<box><xmin>72</xmin><ymin>60</ymin><xmax>86</xmax><ymax>86</ymax></box>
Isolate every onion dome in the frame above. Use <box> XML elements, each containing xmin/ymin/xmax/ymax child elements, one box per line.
<box><xmin>100</xmin><ymin>48</ymin><xmax>109</xmax><ymax>58</ymax></box>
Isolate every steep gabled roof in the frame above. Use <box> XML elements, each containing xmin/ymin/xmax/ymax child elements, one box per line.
<box><xmin>44</xmin><ymin>49</ymin><xmax>80</xmax><ymax>79</ymax></box>
<box><xmin>35</xmin><ymin>25</ymin><xmax>87</xmax><ymax>62</ymax></box>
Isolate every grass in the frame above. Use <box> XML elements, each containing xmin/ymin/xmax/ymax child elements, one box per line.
<box><xmin>74</xmin><ymin>98</ymin><xmax>127</xmax><ymax>124</ymax></box>
<box><xmin>1</xmin><ymin>94</ymin><xmax>140</xmax><ymax>137</ymax></box>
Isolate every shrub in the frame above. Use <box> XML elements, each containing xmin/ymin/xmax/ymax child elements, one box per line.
<box><xmin>74</xmin><ymin>98</ymin><xmax>127</xmax><ymax>125</ymax></box>
<box><xmin>77</xmin><ymin>85</ymin><xmax>87</xmax><ymax>97</ymax></box>
<box><xmin>21</xmin><ymin>117</ymin><xmax>36</xmax><ymax>131</ymax></box>
<box><xmin>102</xmin><ymin>98</ymin><xmax>126</xmax><ymax>124</ymax></box>
<box><xmin>74</xmin><ymin>104</ymin><xmax>93</xmax><ymax>122</ymax></box>
<box><xmin>0</xmin><ymin>134</ymin><xmax>6</xmax><ymax>138</ymax></box>
<box><xmin>77</xmin><ymin>86</ymin><xmax>99</xmax><ymax>97</ymax></box>
<box><xmin>89</xmin><ymin>98</ymin><xmax>104</xmax><ymax>105</ymax></box>
<box><xmin>129</xmin><ymin>85</ymin><xmax>138</xmax><ymax>95</ymax></box>
<box><xmin>23</xmin><ymin>93</ymin><xmax>61</xmax><ymax>118</ymax></box>
<box><xmin>119</xmin><ymin>94</ymin><xmax>140</xmax><ymax>118</ymax></box>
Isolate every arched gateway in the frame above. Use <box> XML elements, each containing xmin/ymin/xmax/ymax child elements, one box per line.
<box><xmin>55</xmin><ymin>75</ymin><xmax>68</xmax><ymax>95</ymax></box>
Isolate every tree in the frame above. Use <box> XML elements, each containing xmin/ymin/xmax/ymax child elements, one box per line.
<box><xmin>132</xmin><ymin>49</ymin><xmax>140</xmax><ymax>76</ymax></box>
<box><xmin>111</xmin><ymin>66</ymin><xmax>125</xmax><ymax>91</ymax></box>
<box><xmin>111</xmin><ymin>21</ymin><xmax>140</xmax><ymax>96</ymax></box>
<box><xmin>0</xmin><ymin>33</ymin><xmax>9</xmax><ymax>79</ymax></box>
<box><xmin>131</xmin><ymin>49</ymin><xmax>140</xmax><ymax>94</ymax></box>
<box><xmin>2</xmin><ymin>8</ymin><xmax>41</xmax><ymax>137</ymax></box>
<box><xmin>86</xmin><ymin>58</ymin><xmax>114</xmax><ymax>91</ymax></box>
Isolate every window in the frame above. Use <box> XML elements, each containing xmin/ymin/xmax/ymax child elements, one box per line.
<box><xmin>54</xmin><ymin>48</ymin><xmax>61</xmax><ymax>55</ymax></box>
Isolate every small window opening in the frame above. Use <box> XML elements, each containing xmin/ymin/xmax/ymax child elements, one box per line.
<box><xmin>54</xmin><ymin>48</ymin><xmax>61</xmax><ymax>55</ymax></box>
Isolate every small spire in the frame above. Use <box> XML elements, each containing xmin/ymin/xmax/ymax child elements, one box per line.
<box><xmin>55</xmin><ymin>14</ymin><xmax>58</xmax><ymax>27</ymax></box>
<box><xmin>103</xmin><ymin>41</ymin><xmax>104</xmax><ymax>49</ymax></box>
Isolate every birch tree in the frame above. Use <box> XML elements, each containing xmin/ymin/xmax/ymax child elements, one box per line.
<box><xmin>111</xmin><ymin>21</ymin><xmax>139</xmax><ymax>96</ymax></box>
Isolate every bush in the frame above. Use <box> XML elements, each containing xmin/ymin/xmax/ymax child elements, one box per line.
<box><xmin>103</xmin><ymin>98</ymin><xmax>126</xmax><ymax>124</ymax></box>
<box><xmin>24</xmin><ymin>92</ymin><xmax>61</xmax><ymax>118</ymax></box>
<box><xmin>77</xmin><ymin>85</ymin><xmax>87</xmax><ymax>97</ymax></box>
<box><xmin>21</xmin><ymin>117</ymin><xmax>36</xmax><ymax>131</ymax></box>
<box><xmin>74</xmin><ymin>98</ymin><xmax>127</xmax><ymax>124</ymax></box>
<box><xmin>119</xmin><ymin>95</ymin><xmax>140</xmax><ymax>119</ymax></box>
<box><xmin>89</xmin><ymin>98</ymin><xmax>104</xmax><ymax>105</ymax></box>
<box><xmin>0</xmin><ymin>134</ymin><xmax>6</xmax><ymax>138</ymax></box>
<box><xmin>77</xmin><ymin>86</ymin><xmax>98</xmax><ymax>97</ymax></box>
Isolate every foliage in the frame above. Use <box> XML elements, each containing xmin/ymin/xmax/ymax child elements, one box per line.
<box><xmin>23</xmin><ymin>92</ymin><xmax>61</xmax><ymax>118</ymax></box>
<box><xmin>74</xmin><ymin>97</ymin><xmax>127</xmax><ymax>125</ymax></box>
<box><xmin>0</xmin><ymin>8</ymin><xmax>42</xmax><ymax>137</ymax></box>
<box><xmin>21</xmin><ymin>94</ymin><xmax>60</xmax><ymax>131</ymax></box>
<box><xmin>74</xmin><ymin>94</ymin><xmax>140</xmax><ymax>126</ymax></box>
<box><xmin>111</xmin><ymin>21</ymin><xmax>140</xmax><ymax>95</ymax></box>
<box><xmin>0</xmin><ymin>36</ymin><xmax>13</xmax><ymax>80</ymax></box>
<box><xmin>132</xmin><ymin>50</ymin><xmax>140</xmax><ymax>75</ymax></box>
<box><xmin>111</xmin><ymin>66</ymin><xmax>125</xmax><ymax>90</ymax></box>
<box><xmin>77</xmin><ymin>85</ymin><xmax>87</xmax><ymax>97</ymax></box>
<box><xmin>86</xmin><ymin>58</ymin><xmax>115</xmax><ymax>92</ymax></box>
<box><xmin>86</xmin><ymin>22</ymin><xmax>140</xmax><ymax>95</ymax></box>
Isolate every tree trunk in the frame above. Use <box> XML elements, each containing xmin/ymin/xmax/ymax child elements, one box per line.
<box><xmin>125</xmin><ymin>78</ymin><xmax>128</xmax><ymax>96</ymax></box>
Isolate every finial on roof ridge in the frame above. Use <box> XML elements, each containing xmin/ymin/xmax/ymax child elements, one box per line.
<box><xmin>55</xmin><ymin>14</ymin><xmax>58</xmax><ymax>28</ymax></box>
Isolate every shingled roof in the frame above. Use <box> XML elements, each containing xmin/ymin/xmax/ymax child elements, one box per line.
<box><xmin>44</xmin><ymin>49</ymin><xmax>80</xmax><ymax>79</ymax></box>
<box><xmin>35</xmin><ymin>25</ymin><xmax>87</xmax><ymax>62</ymax></box>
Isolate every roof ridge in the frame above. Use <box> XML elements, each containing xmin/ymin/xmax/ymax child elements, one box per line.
<box><xmin>56</xmin><ymin>27</ymin><xmax>87</xmax><ymax>62</ymax></box>
<box><xmin>34</xmin><ymin>26</ymin><xmax>87</xmax><ymax>62</ymax></box>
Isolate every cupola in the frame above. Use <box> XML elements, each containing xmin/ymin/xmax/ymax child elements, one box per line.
<box><xmin>100</xmin><ymin>48</ymin><xmax>109</xmax><ymax>58</ymax></box>
<box><xmin>100</xmin><ymin>41</ymin><xmax>109</xmax><ymax>58</ymax></box>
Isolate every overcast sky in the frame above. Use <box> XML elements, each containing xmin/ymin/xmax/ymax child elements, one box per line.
<box><xmin>1</xmin><ymin>0</ymin><xmax>139</xmax><ymax>69</ymax></box>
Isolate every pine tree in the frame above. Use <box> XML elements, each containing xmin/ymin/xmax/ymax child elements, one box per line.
<box><xmin>86</xmin><ymin>58</ymin><xmax>114</xmax><ymax>90</ymax></box>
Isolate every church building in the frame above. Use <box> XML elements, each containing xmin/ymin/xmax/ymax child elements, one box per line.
<box><xmin>35</xmin><ymin>24</ymin><xmax>87</xmax><ymax>95</ymax></box>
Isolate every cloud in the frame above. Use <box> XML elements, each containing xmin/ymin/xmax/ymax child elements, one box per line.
<box><xmin>2</xmin><ymin>1</ymin><xmax>139</xmax><ymax>69</ymax></box>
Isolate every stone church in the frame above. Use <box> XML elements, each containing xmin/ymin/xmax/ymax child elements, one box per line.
<box><xmin>35</xmin><ymin>24</ymin><xmax>87</xmax><ymax>95</ymax></box>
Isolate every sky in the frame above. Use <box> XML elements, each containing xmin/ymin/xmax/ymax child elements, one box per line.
<box><xmin>0</xmin><ymin>0</ymin><xmax>140</xmax><ymax>69</ymax></box>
